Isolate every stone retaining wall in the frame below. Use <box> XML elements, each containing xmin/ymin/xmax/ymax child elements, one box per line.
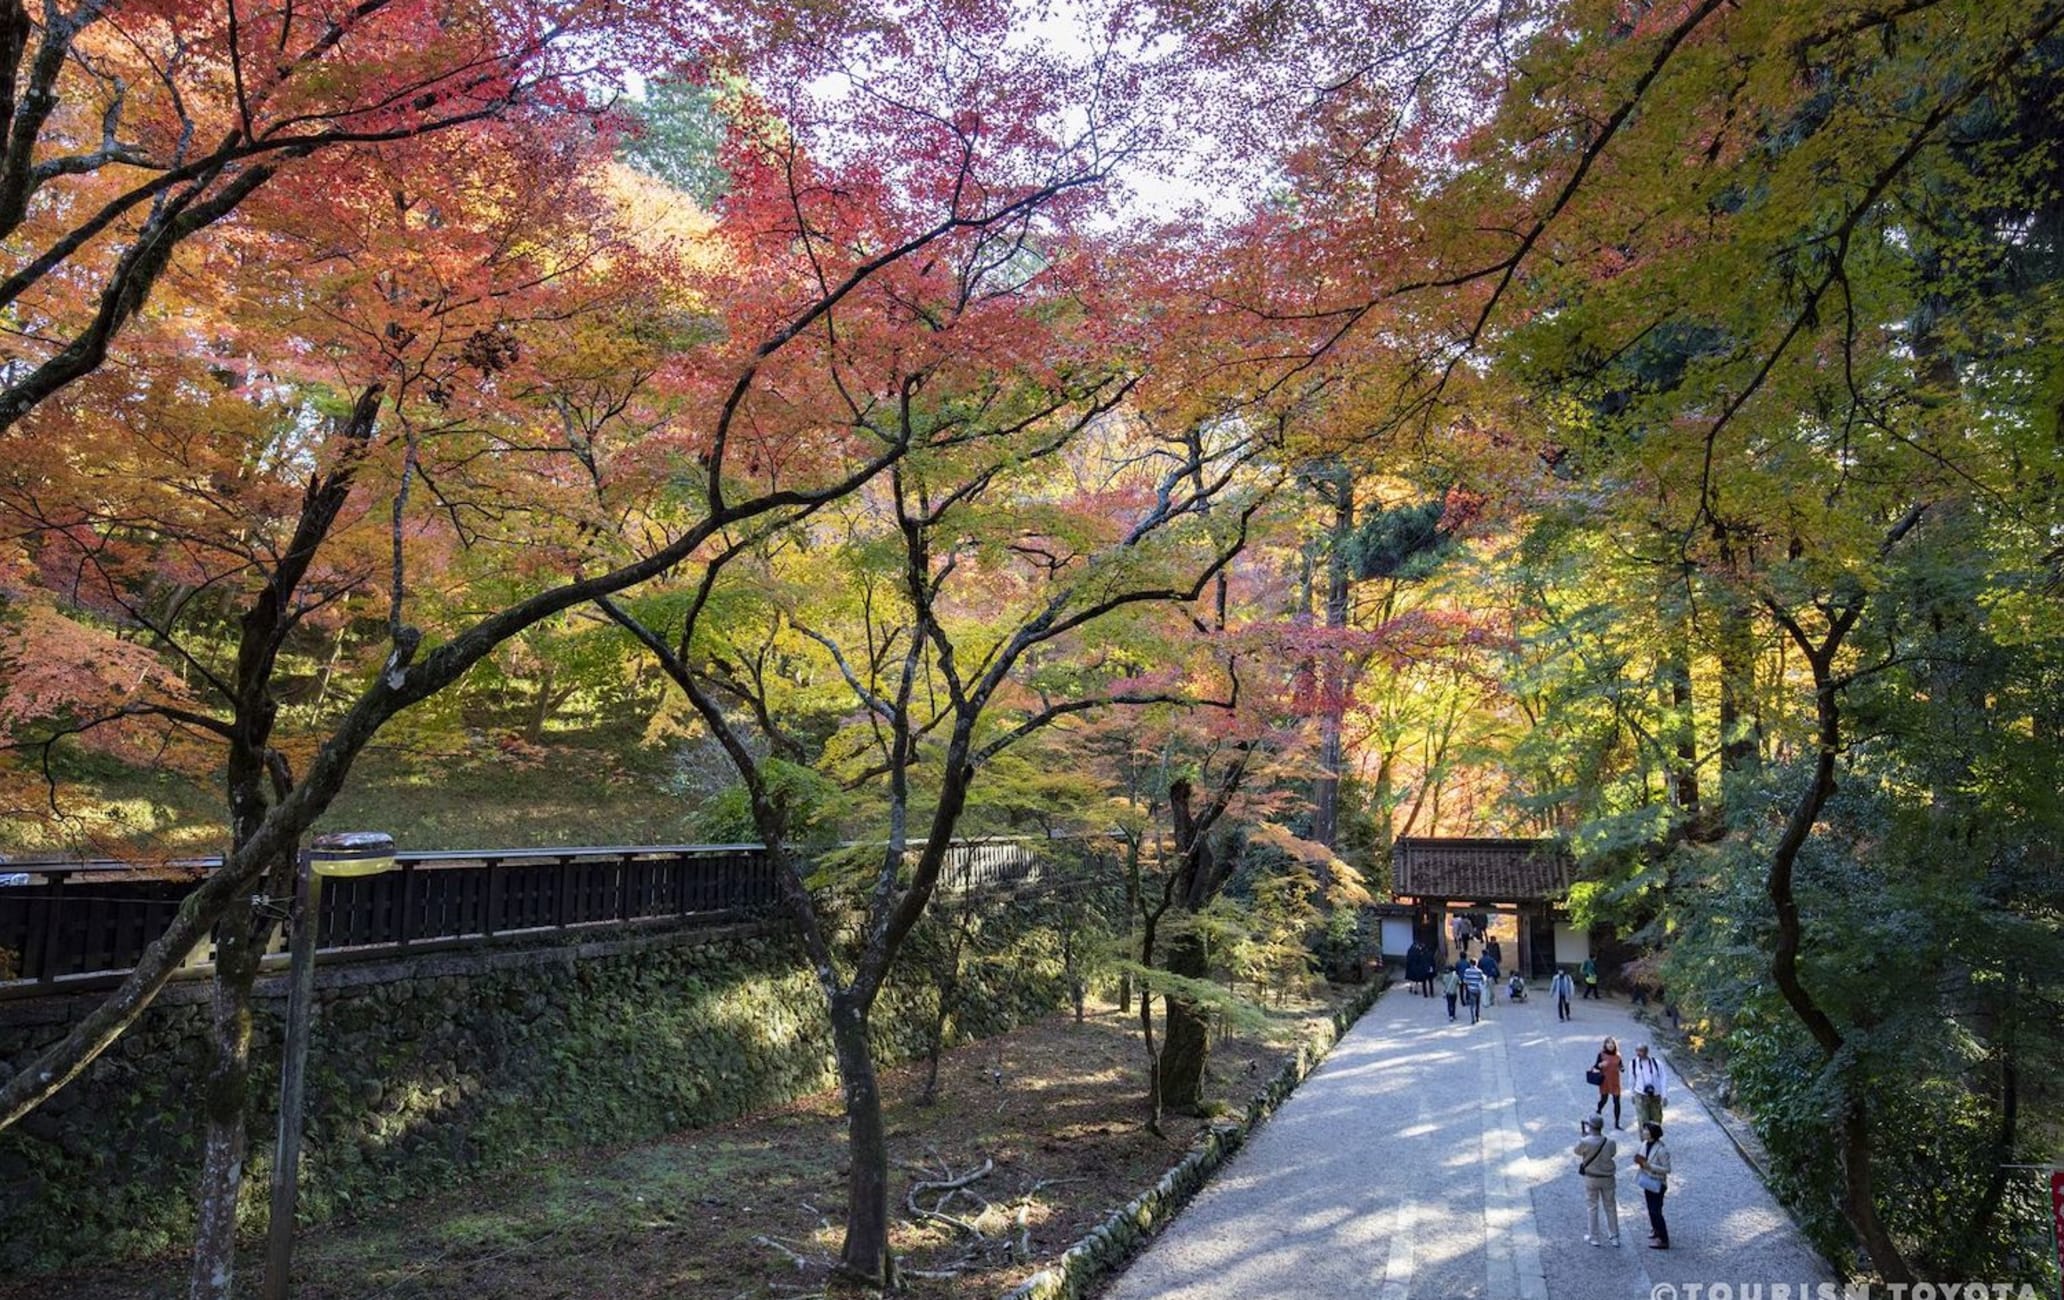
<box><xmin>1001</xmin><ymin>979</ymin><xmax>1388</xmax><ymax>1300</ymax></box>
<box><xmin>0</xmin><ymin>886</ymin><xmax>1097</xmax><ymax>1272</ymax></box>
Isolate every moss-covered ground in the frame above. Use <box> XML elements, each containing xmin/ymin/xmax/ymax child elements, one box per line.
<box><xmin>9</xmin><ymin>990</ymin><xmax>1355</xmax><ymax>1299</ymax></box>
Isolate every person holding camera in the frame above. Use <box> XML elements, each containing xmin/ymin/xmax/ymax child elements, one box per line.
<box><xmin>1629</xmin><ymin>1043</ymin><xmax>1668</xmax><ymax>1128</ymax></box>
<box><xmin>1632</xmin><ymin>1121</ymin><xmax>1671</xmax><ymax>1249</ymax></box>
<box><xmin>1573</xmin><ymin>1114</ymin><xmax>1620</xmax><ymax>1246</ymax></box>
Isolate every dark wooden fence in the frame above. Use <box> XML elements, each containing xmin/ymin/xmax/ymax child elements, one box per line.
<box><xmin>0</xmin><ymin>837</ymin><xmax>1063</xmax><ymax>999</ymax></box>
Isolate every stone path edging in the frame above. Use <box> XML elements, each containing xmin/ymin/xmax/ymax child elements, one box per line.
<box><xmin>998</xmin><ymin>980</ymin><xmax>1389</xmax><ymax>1300</ymax></box>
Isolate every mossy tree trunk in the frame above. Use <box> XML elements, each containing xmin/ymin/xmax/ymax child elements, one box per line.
<box><xmin>1157</xmin><ymin>929</ymin><xmax>1210</xmax><ymax>1113</ymax></box>
<box><xmin>1153</xmin><ymin>768</ymin><xmax>1246</xmax><ymax>1116</ymax></box>
<box><xmin>189</xmin><ymin>394</ymin><xmax>383</xmax><ymax>1300</ymax></box>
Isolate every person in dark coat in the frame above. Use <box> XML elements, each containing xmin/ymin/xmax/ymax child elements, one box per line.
<box><xmin>1404</xmin><ymin>943</ymin><xmax>1427</xmax><ymax>994</ymax></box>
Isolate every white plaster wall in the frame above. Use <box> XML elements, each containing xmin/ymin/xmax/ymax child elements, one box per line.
<box><xmin>1380</xmin><ymin>917</ymin><xmax>1415</xmax><ymax>960</ymax></box>
<box><xmin>1552</xmin><ymin>922</ymin><xmax>1590</xmax><ymax>968</ymax></box>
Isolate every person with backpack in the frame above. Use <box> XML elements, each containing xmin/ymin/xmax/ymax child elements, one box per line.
<box><xmin>1633</xmin><ymin>1121</ymin><xmax>1671</xmax><ymax>1249</ymax></box>
<box><xmin>1581</xmin><ymin>956</ymin><xmax>1601</xmax><ymax>999</ymax></box>
<box><xmin>1629</xmin><ymin>1043</ymin><xmax>1668</xmax><ymax>1127</ymax></box>
<box><xmin>1439</xmin><ymin>965</ymin><xmax>1459</xmax><ymax>1022</ymax></box>
<box><xmin>1550</xmin><ymin>967</ymin><xmax>1576</xmax><ymax>1021</ymax></box>
<box><xmin>1573</xmin><ymin>1114</ymin><xmax>1620</xmax><ymax>1247</ymax></box>
<box><xmin>1459</xmin><ymin>958</ymin><xmax>1486</xmax><ymax>1024</ymax></box>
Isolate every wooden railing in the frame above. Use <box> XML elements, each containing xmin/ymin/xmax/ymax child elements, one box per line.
<box><xmin>0</xmin><ymin>837</ymin><xmax>1063</xmax><ymax>998</ymax></box>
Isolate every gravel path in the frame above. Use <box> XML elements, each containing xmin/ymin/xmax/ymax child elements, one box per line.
<box><xmin>1102</xmin><ymin>985</ymin><xmax>1834</xmax><ymax>1299</ymax></box>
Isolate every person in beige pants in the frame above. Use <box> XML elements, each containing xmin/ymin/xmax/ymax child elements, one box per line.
<box><xmin>1574</xmin><ymin>1114</ymin><xmax>1620</xmax><ymax>1246</ymax></box>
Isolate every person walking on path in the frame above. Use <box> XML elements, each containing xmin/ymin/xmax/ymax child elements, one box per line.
<box><xmin>1633</xmin><ymin>1121</ymin><xmax>1672</xmax><ymax>1250</ymax></box>
<box><xmin>1439</xmin><ymin>965</ymin><xmax>1459</xmax><ymax>1021</ymax></box>
<box><xmin>1459</xmin><ymin>958</ymin><xmax>1486</xmax><ymax>1024</ymax></box>
<box><xmin>1581</xmin><ymin>956</ymin><xmax>1601</xmax><ymax>999</ymax></box>
<box><xmin>1404</xmin><ymin>942</ymin><xmax>1425</xmax><ymax>995</ymax></box>
<box><xmin>1574</xmin><ymin>1114</ymin><xmax>1620</xmax><ymax>1247</ymax></box>
<box><xmin>1592</xmin><ymin>1036</ymin><xmax>1624</xmax><ymax>1129</ymax></box>
<box><xmin>1486</xmin><ymin>936</ymin><xmax>1502</xmax><ymax>969</ymax></box>
<box><xmin>1480</xmin><ymin>948</ymin><xmax>1500</xmax><ymax>1005</ymax></box>
<box><xmin>1629</xmin><ymin>1043</ymin><xmax>1668</xmax><ymax>1128</ymax></box>
<box><xmin>1550</xmin><ymin>967</ymin><xmax>1575</xmax><ymax>1020</ymax></box>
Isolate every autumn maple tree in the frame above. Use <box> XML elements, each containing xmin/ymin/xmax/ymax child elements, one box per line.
<box><xmin>2</xmin><ymin>87</ymin><xmax>719</xmax><ymax>1294</ymax></box>
<box><xmin>0</xmin><ymin>8</ymin><xmax>1197</xmax><ymax>1296</ymax></box>
<box><xmin>593</xmin><ymin>51</ymin><xmax>1274</xmax><ymax>1267</ymax></box>
<box><xmin>0</xmin><ymin>0</ymin><xmax>691</xmax><ymax>433</ymax></box>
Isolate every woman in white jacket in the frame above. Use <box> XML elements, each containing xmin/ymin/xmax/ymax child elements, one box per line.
<box><xmin>1633</xmin><ymin>1121</ymin><xmax>1671</xmax><ymax>1249</ymax></box>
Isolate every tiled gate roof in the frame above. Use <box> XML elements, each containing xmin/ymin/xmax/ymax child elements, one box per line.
<box><xmin>1393</xmin><ymin>837</ymin><xmax>1568</xmax><ymax>902</ymax></box>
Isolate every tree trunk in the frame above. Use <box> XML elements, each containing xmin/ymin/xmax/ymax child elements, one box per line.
<box><xmin>1133</xmin><ymin>874</ymin><xmax>1169</xmax><ymax>1131</ymax></box>
<box><xmin>1951</xmin><ymin>1024</ymin><xmax>2016</xmax><ymax>1274</ymax></box>
<box><xmin>1370</xmin><ymin>745</ymin><xmax>1398</xmax><ymax>879</ymax></box>
<box><xmin>190</xmin><ymin>805</ymin><xmax>298</xmax><ymax>1300</ymax></box>
<box><xmin>1137</xmin><ymin>987</ymin><xmax>1164</xmax><ymax>1135</ymax></box>
<box><xmin>830</xmin><ymin>994</ymin><xmax>894</xmax><ymax>1287</ymax></box>
<box><xmin>1714</xmin><ymin>568</ymin><xmax>1760</xmax><ymax>785</ymax></box>
<box><xmin>1158</xmin><ymin>928</ymin><xmax>1210</xmax><ymax>1113</ymax></box>
<box><xmin>526</xmin><ymin>666</ymin><xmax>556</xmax><ymax>743</ymax></box>
<box><xmin>1311</xmin><ymin>468</ymin><xmax>1354</xmax><ymax>849</ymax></box>
<box><xmin>1155</xmin><ymin>774</ymin><xmax>1238</xmax><ymax>1117</ymax></box>
<box><xmin>187</xmin><ymin>895</ymin><xmax>264</xmax><ymax>1300</ymax></box>
<box><xmin>1117</xmin><ymin>834</ymin><xmax>1141</xmax><ymax>1013</ymax></box>
<box><xmin>1664</xmin><ymin>632</ymin><xmax>1699</xmax><ymax>815</ymax></box>
<box><xmin>1765</xmin><ymin>629</ymin><xmax>1914</xmax><ymax>1286</ymax></box>
<box><xmin>190</xmin><ymin>698</ymin><xmax>292</xmax><ymax>1298</ymax></box>
<box><xmin>1061</xmin><ymin>918</ymin><xmax>1087</xmax><ymax>1024</ymax></box>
